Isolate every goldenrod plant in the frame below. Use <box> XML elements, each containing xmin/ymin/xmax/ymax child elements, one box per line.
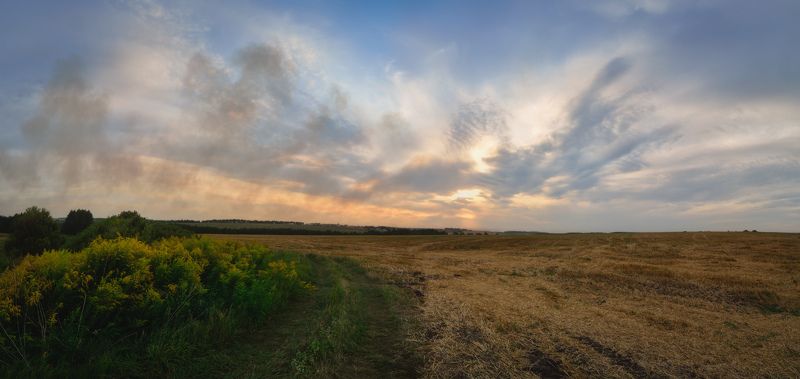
<box><xmin>0</xmin><ymin>236</ymin><xmax>312</xmax><ymax>375</ymax></box>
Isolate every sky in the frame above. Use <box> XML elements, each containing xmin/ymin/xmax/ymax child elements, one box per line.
<box><xmin>0</xmin><ymin>0</ymin><xmax>798</xmax><ymax>232</ymax></box>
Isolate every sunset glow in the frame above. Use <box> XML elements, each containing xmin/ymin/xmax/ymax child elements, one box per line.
<box><xmin>0</xmin><ymin>0</ymin><xmax>798</xmax><ymax>231</ymax></box>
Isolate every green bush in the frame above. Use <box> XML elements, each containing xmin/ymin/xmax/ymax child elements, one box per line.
<box><xmin>64</xmin><ymin>211</ymin><xmax>191</xmax><ymax>251</ymax></box>
<box><xmin>0</xmin><ymin>236</ymin><xmax>312</xmax><ymax>374</ymax></box>
<box><xmin>5</xmin><ymin>206</ymin><xmax>63</xmax><ymax>258</ymax></box>
<box><xmin>61</xmin><ymin>209</ymin><xmax>93</xmax><ymax>235</ymax></box>
<box><xmin>0</xmin><ymin>215</ymin><xmax>13</xmax><ymax>233</ymax></box>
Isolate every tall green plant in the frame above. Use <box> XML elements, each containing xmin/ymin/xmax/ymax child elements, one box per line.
<box><xmin>61</xmin><ymin>209</ymin><xmax>93</xmax><ymax>235</ymax></box>
<box><xmin>64</xmin><ymin>211</ymin><xmax>191</xmax><ymax>251</ymax></box>
<box><xmin>5</xmin><ymin>206</ymin><xmax>63</xmax><ymax>258</ymax></box>
<box><xmin>0</xmin><ymin>236</ymin><xmax>312</xmax><ymax>372</ymax></box>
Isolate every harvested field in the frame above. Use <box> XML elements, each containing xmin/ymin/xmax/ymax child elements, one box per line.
<box><xmin>215</xmin><ymin>232</ymin><xmax>800</xmax><ymax>378</ymax></box>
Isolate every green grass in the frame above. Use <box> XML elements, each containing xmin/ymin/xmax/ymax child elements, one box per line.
<box><xmin>0</xmin><ymin>239</ymin><xmax>420</xmax><ymax>378</ymax></box>
<box><xmin>0</xmin><ymin>234</ymin><xmax>9</xmax><ymax>271</ymax></box>
<box><xmin>289</xmin><ymin>256</ymin><xmax>363</xmax><ymax>376</ymax></box>
<box><xmin>198</xmin><ymin>254</ymin><xmax>421</xmax><ymax>378</ymax></box>
<box><xmin>0</xmin><ymin>237</ymin><xmax>314</xmax><ymax>377</ymax></box>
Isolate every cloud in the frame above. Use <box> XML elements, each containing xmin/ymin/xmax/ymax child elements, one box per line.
<box><xmin>625</xmin><ymin>0</ymin><xmax>800</xmax><ymax>103</ymax></box>
<box><xmin>367</xmin><ymin>112</ymin><xmax>420</xmax><ymax>168</ymax></box>
<box><xmin>480</xmin><ymin>56</ymin><xmax>678</xmax><ymax>199</ymax></box>
<box><xmin>21</xmin><ymin>59</ymin><xmax>108</xmax><ymax>154</ymax></box>
<box><xmin>152</xmin><ymin>42</ymin><xmax>375</xmax><ymax>197</ymax></box>
<box><xmin>0</xmin><ymin>0</ymin><xmax>798</xmax><ymax>231</ymax></box>
<box><xmin>580</xmin><ymin>0</ymin><xmax>672</xmax><ymax>18</ymax></box>
<box><xmin>182</xmin><ymin>44</ymin><xmax>293</xmax><ymax>140</ymax></box>
<box><xmin>0</xmin><ymin>59</ymin><xmax>146</xmax><ymax>191</ymax></box>
<box><xmin>374</xmin><ymin>158</ymin><xmax>473</xmax><ymax>194</ymax></box>
<box><xmin>611</xmin><ymin>158</ymin><xmax>800</xmax><ymax>204</ymax></box>
<box><xmin>447</xmin><ymin>99</ymin><xmax>508</xmax><ymax>151</ymax></box>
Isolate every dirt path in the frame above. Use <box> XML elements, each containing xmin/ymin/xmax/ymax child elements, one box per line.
<box><xmin>204</xmin><ymin>255</ymin><xmax>419</xmax><ymax>378</ymax></box>
<box><xmin>335</xmin><ymin>271</ymin><xmax>420</xmax><ymax>378</ymax></box>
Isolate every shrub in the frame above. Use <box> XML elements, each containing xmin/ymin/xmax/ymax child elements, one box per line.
<box><xmin>5</xmin><ymin>206</ymin><xmax>63</xmax><ymax>258</ymax></box>
<box><xmin>0</xmin><ymin>215</ymin><xmax>14</xmax><ymax>233</ymax></box>
<box><xmin>61</xmin><ymin>209</ymin><xmax>93</xmax><ymax>235</ymax></box>
<box><xmin>0</xmin><ymin>236</ymin><xmax>312</xmax><ymax>372</ymax></box>
<box><xmin>64</xmin><ymin>211</ymin><xmax>191</xmax><ymax>251</ymax></box>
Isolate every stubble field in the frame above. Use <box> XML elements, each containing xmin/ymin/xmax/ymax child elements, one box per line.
<box><xmin>216</xmin><ymin>232</ymin><xmax>800</xmax><ymax>378</ymax></box>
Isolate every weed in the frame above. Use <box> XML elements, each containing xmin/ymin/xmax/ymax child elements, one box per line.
<box><xmin>0</xmin><ymin>236</ymin><xmax>312</xmax><ymax>376</ymax></box>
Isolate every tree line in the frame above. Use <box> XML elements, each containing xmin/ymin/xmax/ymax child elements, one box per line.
<box><xmin>0</xmin><ymin>207</ymin><xmax>190</xmax><ymax>262</ymax></box>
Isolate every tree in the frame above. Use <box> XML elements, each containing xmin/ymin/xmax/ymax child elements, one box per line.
<box><xmin>5</xmin><ymin>206</ymin><xmax>63</xmax><ymax>257</ymax></box>
<box><xmin>0</xmin><ymin>215</ymin><xmax>13</xmax><ymax>233</ymax></box>
<box><xmin>62</xmin><ymin>209</ymin><xmax>94</xmax><ymax>235</ymax></box>
<box><xmin>64</xmin><ymin>210</ymin><xmax>191</xmax><ymax>251</ymax></box>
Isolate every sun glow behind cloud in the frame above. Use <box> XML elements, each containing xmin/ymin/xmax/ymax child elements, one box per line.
<box><xmin>0</xmin><ymin>0</ymin><xmax>798</xmax><ymax>231</ymax></box>
<box><xmin>468</xmin><ymin>137</ymin><xmax>501</xmax><ymax>174</ymax></box>
<box><xmin>450</xmin><ymin>188</ymin><xmax>482</xmax><ymax>202</ymax></box>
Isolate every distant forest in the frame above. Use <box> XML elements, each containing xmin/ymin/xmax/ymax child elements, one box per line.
<box><xmin>0</xmin><ymin>213</ymin><xmax>482</xmax><ymax>236</ymax></box>
<box><xmin>169</xmin><ymin>219</ymin><xmax>451</xmax><ymax>235</ymax></box>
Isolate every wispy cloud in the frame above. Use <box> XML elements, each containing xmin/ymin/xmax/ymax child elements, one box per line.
<box><xmin>0</xmin><ymin>0</ymin><xmax>797</xmax><ymax>231</ymax></box>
